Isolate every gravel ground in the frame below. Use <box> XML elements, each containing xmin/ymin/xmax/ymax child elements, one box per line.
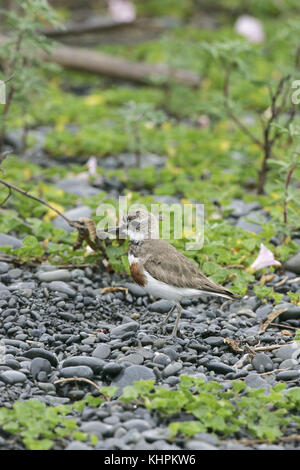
<box><xmin>0</xmin><ymin>261</ymin><xmax>299</xmax><ymax>450</ymax></box>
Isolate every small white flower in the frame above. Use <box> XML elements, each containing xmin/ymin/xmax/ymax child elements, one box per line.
<box><xmin>234</xmin><ymin>15</ymin><xmax>265</xmax><ymax>44</ymax></box>
<box><xmin>250</xmin><ymin>243</ymin><xmax>281</xmax><ymax>272</ymax></box>
<box><xmin>87</xmin><ymin>156</ymin><xmax>97</xmax><ymax>177</ymax></box>
<box><xmin>108</xmin><ymin>0</ymin><xmax>136</xmax><ymax>23</ymax></box>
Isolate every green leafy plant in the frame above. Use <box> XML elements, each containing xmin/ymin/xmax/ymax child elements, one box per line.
<box><xmin>121</xmin><ymin>377</ymin><xmax>300</xmax><ymax>442</ymax></box>
<box><xmin>0</xmin><ymin>0</ymin><xmax>61</xmax><ymax>150</ymax></box>
<box><xmin>120</xmin><ymin>101</ymin><xmax>167</xmax><ymax>167</ymax></box>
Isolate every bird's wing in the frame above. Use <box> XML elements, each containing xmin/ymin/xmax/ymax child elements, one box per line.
<box><xmin>141</xmin><ymin>239</ymin><xmax>237</xmax><ymax>299</ymax></box>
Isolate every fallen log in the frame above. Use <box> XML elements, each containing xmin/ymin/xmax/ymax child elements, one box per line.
<box><xmin>40</xmin><ymin>16</ymin><xmax>136</xmax><ymax>37</ymax></box>
<box><xmin>0</xmin><ymin>34</ymin><xmax>200</xmax><ymax>87</ymax></box>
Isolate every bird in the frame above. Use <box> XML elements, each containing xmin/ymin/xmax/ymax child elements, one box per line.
<box><xmin>115</xmin><ymin>208</ymin><xmax>239</xmax><ymax>338</ymax></box>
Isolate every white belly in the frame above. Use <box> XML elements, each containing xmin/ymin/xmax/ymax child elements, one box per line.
<box><xmin>143</xmin><ymin>270</ymin><xmax>204</xmax><ymax>302</ymax></box>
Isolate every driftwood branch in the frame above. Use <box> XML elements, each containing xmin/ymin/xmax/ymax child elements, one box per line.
<box><xmin>40</xmin><ymin>16</ymin><xmax>137</xmax><ymax>37</ymax></box>
<box><xmin>0</xmin><ymin>34</ymin><xmax>200</xmax><ymax>87</ymax></box>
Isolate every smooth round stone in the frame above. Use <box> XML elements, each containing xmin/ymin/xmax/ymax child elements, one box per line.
<box><xmin>48</xmin><ymin>281</ymin><xmax>76</xmax><ymax>297</ymax></box>
<box><xmin>149</xmin><ymin>300</ymin><xmax>173</xmax><ymax>313</ymax></box>
<box><xmin>274</xmin><ymin>342</ymin><xmax>300</xmax><ymax>361</ymax></box>
<box><xmin>62</xmin><ymin>356</ymin><xmax>104</xmax><ymax>374</ymax></box>
<box><xmin>279</xmin><ymin>359</ymin><xmax>298</xmax><ymax>369</ymax></box>
<box><xmin>153</xmin><ymin>353</ymin><xmax>171</xmax><ymax>366</ymax></box>
<box><xmin>0</xmin><ymin>370</ymin><xmax>27</xmax><ymax>384</ymax></box>
<box><xmin>0</xmin><ymin>234</ymin><xmax>22</xmax><ymax>249</ymax></box>
<box><xmin>123</xmin><ymin>419</ymin><xmax>151</xmax><ymax>432</ymax></box>
<box><xmin>276</xmin><ymin>370</ymin><xmax>300</xmax><ymax>381</ymax></box>
<box><xmin>37</xmin><ymin>270</ymin><xmax>72</xmax><ymax>282</ymax></box>
<box><xmin>59</xmin><ymin>365</ymin><xmax>94</xmax><ymax>379</ymax></box>
<box><xmin>30</xmin><ymin>357</ymin><xmax>52</xmax><ymax>379</ymax></box>
<box><xmin>206</xmin><ymin>361</ymin><xmax>235</xmax><ymax>375</ymax></box>
<box><xmin>284</xmin><ymin>251</ymin><xmax>300</xmax><ymax>274</ymax></box>
<box><xmin>23</xmin><ymin>348</ymin><xmax>58</xmax><ymax>367</ymax></box>
<box><xmin>121</xmin><ymin>353</ymin><xmax>144</xmax><ymax>365</ymax></box>
<box><xmin>163</xmin><ymin>362</ymin><xmax>183</xmax><ymax>377</ymax></box>
<box><xmin>252</xmin><ymin>353</ymin><xmax>274</xmax><ymax>373</ymax></box>
<box><xmin>65</xmin><ymin>442</ymin><xmax>93</xmax><ymax>451</ymax></box>
<box><xmin>103</xmin><ymin>362</ymin><xmax>124</xmax><ymax>377</ymax></box>
<box><xmin>111</xmin><ymin>365</ymin><xmax>155</xmax><ymax>396</ymax></box>
<box><xmin>0</xmin><ymin>262</ymin><xmax>9</xmax><ymax>273</ymax></box>
<box><xmin>204</xmin><ymin>336</ymin><xmax>224</xmax><ymax>347</ymax></box>
<box><xmin>245</xmin><ymin>373</ymin><xmax>269</xmax><ymax>390</ymax></box>
<box><xmin>7</xmin><ymin>268</ymin><xmax>22</xmax><ymax>279</ymax></box>
<box><xmin>92</xmin><ymin>344</ymin><xmax>111</xmax><ymax>360</ymax></box>
<box><xmin>110</xmin><ymin>322</ymin><xmax>139</xmax><ymax>339</ymax></box>
<box><xmin>80</xmin><ymin>421</ymin><xmax>113</xmax><ymax>438</ymax></box>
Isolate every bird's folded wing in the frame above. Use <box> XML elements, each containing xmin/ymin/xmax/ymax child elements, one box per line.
<box><xmin>141</xmin><ymin>239</ymin><xmax>234</xmax><ymax>298</ymax></box>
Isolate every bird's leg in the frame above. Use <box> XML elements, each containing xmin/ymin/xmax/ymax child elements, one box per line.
<box><xmin>158</xmin><ymin>303</ymin><xmax>176</xmax><ymax>333</ymax></box>
<box><xmin>171</xmin><ymin>302</ymin><xmax>182</xmax><ymax>338</ymax></box>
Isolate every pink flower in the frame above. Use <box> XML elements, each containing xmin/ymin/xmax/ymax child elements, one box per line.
<box><xmin>250</xmin><ymin>243</ymin><xmax>281</xmax><ymax>272</ymax></box>
<box><xmin>108</xmin><ymin>0</ymin><xmax>136</xmax><ymax>23</ymax></box>
<box><xmin>234</xmin><ymin>15</ymin><xmax>265</xmax><ymax>44</ymax></box>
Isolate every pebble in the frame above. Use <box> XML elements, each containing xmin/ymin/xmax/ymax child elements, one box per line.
<box><xmin>121</xmin><ymin>353</ymin><xmax>144</xmax><ymax>365</ymax></box>
<box><xmin>205</xmin><ymin>361</ymin><xmax>235</xmax><ymax>375</ymax></box>
<box><xmin>0</xmin><ymin>370</ymin><xmax>27</xmax><ymax>384</ymax></box>
<box><xmin>59</xmin><ymin>365</ymin><xmax>94</xmax><ymax>379</ymax></box>
<box><xmin>80</xmin><ymin>421</ymin><xmax>113</xmax><ymax>438</ymax></box>
<box><xmin>30</xmin><ymin>357</ymin><xmax>52</xmax><ymax>379</ymax></box>
<box><xmin>251</xmin><ymin>353</ymin><xmax>274</xmax><ymax>373</ymax></box>
<box><xmin>123</xmin><ymin>419</ymin><xmax>152</xmax><ymax>432</ymax></box>
<box><xmin>204</xmin><ymin>336</ymin><xmax>224</xmax><ymax>347</ymax></box>
<box><xmin>62</xmin><ymin>356</ymin><xmax>105</xmax><ymax>374</ymax></box>
<box><xmin>23</xmin><ymin>348</ymin><xmax>58</xmax><ymax>367</ymax></box>
<box><xmin>110</xmin><ymin>322</ymin><xmax>139</xmax><ymax>339</ymax></box>
<box><xmin>0</xmin><ymin>262</ymin><xmax>9</xmax><ymax>273</ymax></box>
<box><xmin>163</xmin><ymin>362</ymin><xmax>183</xmax><ymax>377</ymax></box>
<box><xmin>274</xmin><ymin>342</ymin><xmax>300</xmax><ymax>361</ymax></box>
<box><xmin>284</xmin><ymin>251</ymin><xmax>300</xmax><ymax>274</ymax></box>
<box><xmin>276</xmin><ymin>370</ymin><xmax>300</xmax><ymax>381</ymax></box>
<box><xmin>53</xmin><ymin>206</ymin><xmax>92</xmax><ymax>233</ymax></box>
<box><xmin>149</xmin><ymin>300</ymin><xmax>173</xmax><ymax>313</ymax></box>
<box><xmin>245</xmin><ymin>373</ymin><xmax>270</xmax><ymax>390</ymax></box>
<box><xmin>37</xmin><ymin>270</ymin><xmax>72</xmax><ymax>282</ymax></box>
<box><xmin>48</xmin><ymin>281</ymin><xmax>76</xmax><ymax>297</ymax></box>
<box><xmin>0</xmin><ymin>234</ymin><xmax>22</xmax><ymax>249</ymax></box>
<box><xmin>111</xmin><ymin>365</ymin><xmax>156</xmax><ymax>395</ymax></box>
<box><xmin>92</xmin><ymin>344</ymin><xmax>111</xmax><ymax>360</ymax></box>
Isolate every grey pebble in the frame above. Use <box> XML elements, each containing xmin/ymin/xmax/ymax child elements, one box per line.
<box><xmin>0</xmin><ymin>370</ymin><xmax>27</xmax><ymax>384</ymax></box>
<box><xmin>123</xmin><ymin>419</ymin><xmax>152</xmax><ymax>432</ymax></box>
<box><xmin>30</xmin><ymin>357</ymin><xmax>52</xmax><ymax>379</ymax></box>
<box><xmin>245</xmin><ymin>372</ymin><xmax>270</xmax><ymax>390</ymax></box>
<box><xmin>62</xmin><ymin>356</ymin><xmax>104</xmax><ymax>374</ymax></box>
<box><xmin>80</xmin><ymin>421</ymin><xmax>113</xmax><ymax>438</ymax></box>
<box><xmin>59</xmin><ymin>365</ymin><xmax>94</xmax><ymax>379</ymax></box>
<box><xmin>65</xmin><ymin>442</ymin><xmax>93</xmax><ymax>451</ymax></box>
<box><xmin>23</xmin><ymin>348</ymin><xmax>58</xmax><ymax>367</ymax></box>
<box><xmin>53</xmin><ymin>206</ymin><xmax>92</xmax><ymax>233</ymax></box>
<box><xmin>276</xmin><ymin>370</ymin><xmax>300</xmax><ymax>381</ymax></box>
<box><xmin>149</xmin><ymin>299</ymin><xmax>173</xmax><ymax>313</ymax></box>
<box><xmin>110</xmin><ymin>321</ymin><xmax>139</xmax><ymax>339</ymax></box>
<box><xmin>111</xmin><ymin>365</ymin><xmax>155</xmax><ymax>395</ymax></box>
<box><xmin>274</xmin><ymin>342</ymin><xmax>300</xmax><ymax>361</ymax></box>
<box><xmin>206</xmin><ymin>361</ymin><xmax>235</xmax><ymax>375</ymax></box>
<box><xmin>48</xmin><ymin>281</ymin><xmax>76</xmax><ymax>297</ymax></box>
<box><xmin>37</xmin><ymin>269</ymin><xmax>72</xmax><ymax>282</ymax></box>
<box><xmin>92</xmin><ymin>344</ymin><xmax>111</xmax><ymax>360</ymax></box>
<box><xmin>284</xmin><ymin>251</ymin><xmax>300</xmax><ymax>274</ymax></box>
<box><xmin>163</xmin><ymin>362</ymin><xmax>183</xmax><ymax>377</ymax></box>
<box><xmin>252</xmin><ymin>353</ymin><xmax>274</xmax><ymax>373</ymax></box>
<box><xmin>204</xmin><ymin>336</ymin><xmax>224</xmax><ymax>347</ymax></box>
